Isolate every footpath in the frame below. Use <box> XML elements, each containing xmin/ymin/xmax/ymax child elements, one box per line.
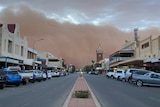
<box><xmin>63</xmin><ymin>74</ymin><xmax>101</xmax><ymax>107</ymax></box>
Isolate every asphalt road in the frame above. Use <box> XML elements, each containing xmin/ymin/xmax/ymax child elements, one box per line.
<box><xmin>84</xmin><ymin>74</ymin><xmax>160</xmax><ymax>107</ymax></box>
<box><xmin>0</xmin><ymin>73</ymin><xmax>78</xmax><ymax>107</ymax></box>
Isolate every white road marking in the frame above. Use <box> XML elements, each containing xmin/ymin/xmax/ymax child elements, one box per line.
<box><xmin>149</xmin><ymin>97</ymin><xmax>160</xmax><ymax>102</ymax></box>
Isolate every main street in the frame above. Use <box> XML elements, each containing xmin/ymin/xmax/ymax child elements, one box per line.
<box><xmin>84</xmin><ymin>74</ymin><xmax>160</xmax><ymax>107</ymax></box>
<box><xmin>1</xmin><ymin>73</ymin><xmax>160</xmax><ymax>107</ymax></box>
<box><xmin>0</xmin><ymin>74</ymin><xmax>78</xmax><ymax>107</ymax></box>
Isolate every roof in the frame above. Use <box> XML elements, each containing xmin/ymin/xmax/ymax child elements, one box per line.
<box><xmin>96</xmin><ymin>44</ymin><xmax>103</xmax><ymax>53</ymax></box>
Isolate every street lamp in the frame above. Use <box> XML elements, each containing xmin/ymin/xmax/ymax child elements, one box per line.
<box><xmin>33</xmin><ymin>38</ymin><xmax>44</xmax><ymax>54</ymax></box>
<box><xmin>33</xmin><ymin>38</ymin><xmax>44</xmax><ymax>69</ymax></box>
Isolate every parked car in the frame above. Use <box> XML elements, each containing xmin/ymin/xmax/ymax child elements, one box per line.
<box><xmin>18</xmin><ymin>70</ymin><xmax>35</xmax><ymax>84</ymax></box>
<box><xmin>28</xmin><ymin>70</ymin><xmax>43</xmax><ymax>82</ymax></box>
<box><xmin>89</xmin><ymin>71</ymin><xmax>98</xmax><ymax>75</ymax></box>
<box><xmin>3</xmin><ymin>68</ymin><xmax>22</xmax><ymax>86</ymax></box>
<box><xmin>132</xmin><ymin>72</ymin><xmax>160</xmax><ymax>87</ymax></box>
<box><xmin>6</xmin><ymin>66</ymin><xmax>35</xmax><ymax>84</ymax></box>
<box><xmin>106</xmin><ymin>70</ymin><xmax>115</xmax><ymax>78</ymax></box>
<box><xmin>24</xmin><ymin>70</ymin><xmax>36</xmax><ymax>83</ymax></box>
<box><xmin>52</xmin><ymin>71</ymin><xmax>60</xmax><ymax>77</ymax></box>
<box><xmin>113</xmin><ymin>69</ymin><xmax>126</xmax><ymax>81</ymax></box>
<box><xmin>42</xmin><ymin>71</ymin><xmax>47</xmax><ymax>81</ymax></box>
<box><xmin>131</xmin><ymin>70</ymin><xmax>151</xmax><ymax>78</ymax></box>
<box><xmin>47</xmin><ymin>70</ymin><xmax>53</xmax><ymax>79</ymax></box>
<box><xmin>130</xmin><ymin>70</ymin><xmax>151</xmax><ymax>84</ymax></box>
<box><xmin>0</xmin><ymin>69</ymin><xmax>6</xmax><ymax>89</ymax></box>
<box><xmin>124</xmin><ymin>68</ymin><xmax>143</xmax><ymax>82</ymax></box>
<box><xmin>60</xmin><ymin>72</ymin><xmax>66</xmax><ymax>76</ymax></box>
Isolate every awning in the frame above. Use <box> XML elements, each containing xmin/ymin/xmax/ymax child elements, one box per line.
<box><xmin>0</xmin><ymin>56</ymin><xmax>23</xmax><ymax>64</ymax></box>
<box><xmin>151</xmin><ymin>58</ymin><xmax>160</xmax><ymax>63</ymax></box>
<box><xmin>144</xmin><ymin>58</ymin><xmax>160</xmax><ymax>63</ymax></box>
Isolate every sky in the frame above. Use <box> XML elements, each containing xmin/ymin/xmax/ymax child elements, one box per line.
<box><xmin>0</xmin><ymin>0</ymin><xmax>160</xmax><ymax>68</ymax></box>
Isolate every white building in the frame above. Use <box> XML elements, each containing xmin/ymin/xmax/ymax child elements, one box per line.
<box><xmin>37</xmin><ymin>52</ymin><xmax>63</xmax><ymax>69</ymax></box>
<box><xmin>0</xmin><ymin>24</ymin><xmax>28</xmax><ymax>68</ymax></box>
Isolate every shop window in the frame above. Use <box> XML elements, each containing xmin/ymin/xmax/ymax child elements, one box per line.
<box><xmin>21</xmin><ymin>46</ymin><xmax>24</xmax><ymax>56</ymax></box>
<box><xmin>8</xmin><ymin>40</ymin><xmax>12</xmax><ymax>53</ymax></box>
<box><xmin>15</xmin><ymin>44</ymin><xmax>19</xmax><ymax>55</ymax></box>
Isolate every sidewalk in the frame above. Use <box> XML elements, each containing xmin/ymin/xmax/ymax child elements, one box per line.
<box><xmin>63</xmin><ymin>74</ymin><xmax>101</xmax><ymax>107</ymax></box>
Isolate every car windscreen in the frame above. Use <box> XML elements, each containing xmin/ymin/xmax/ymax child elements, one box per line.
<box><xmin>7</xmin><ymin>71</ymin><xmax>18</xmax><ymax>75</ymax></box>
<box><xmin>117</xmin><ymin>71</ymin><xmax>122</xmax><ymax>73</ymax></box>
<box><xmin>25</xmin><ymin>70</ymin><xmax>33</xmax><ymax>73</ymax></box>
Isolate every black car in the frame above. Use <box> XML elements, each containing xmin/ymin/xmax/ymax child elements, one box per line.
<box><xmin>0</xmin><ymin>69</ymin><xmax>6</xmax><ymax>89</ymax></box>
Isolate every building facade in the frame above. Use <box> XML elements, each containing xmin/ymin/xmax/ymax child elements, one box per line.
<box><xmin>0</xmin><ymin>24</ymin><xmax>28</xmax><ymax>68</ymax></box>
<box><xmin>0</xmin><ymin>24</ymin><xmax>64</xmax><ymax>70</ymax></box>
<box><xmin>109</xmin><ymin>35</ymin><xmax>160</xmax><ymax>72</ymax></box>
<box><xmin>37</xmin><ymin>52</ymin><xmax>63</xmax><ymax>70</ymax></box>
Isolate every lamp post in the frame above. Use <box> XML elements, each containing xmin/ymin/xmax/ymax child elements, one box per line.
<box><xmin>33</xmin><ymin>38</ymin><xmax>44</xmax><ymax>56</ymax></box>
<box><xmin>33</xmin><ymin>38</ymin><xmax>44</xmax><ymax>69</ymax></box>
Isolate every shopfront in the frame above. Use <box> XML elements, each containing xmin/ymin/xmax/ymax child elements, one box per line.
<box><xmin>0</xmin><ymin>56</ymin><xmax>23</xmax><ymax>69</ymax></box>
<box><xmin>144</xmin><ymin>58</ymin><xmax>160</xmax><ymax>72</ymax></box>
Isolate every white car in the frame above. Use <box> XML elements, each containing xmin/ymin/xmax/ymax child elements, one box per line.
<box><xmin>42</xmin><ymin>71</ymin><xmax>47</xmax><ymax>81</ymax></box>
<box><xmin>47</xmin><ymin>71</ymin><xmax>53</xmax><ymax>79</ymax></box>
<box><xmin>113</xmin><ymin>69</ymin><xmax>126</xmax><ymax>81</ymax></box>
<box><xmin>29</xmin><ymin>70</ymin><xmax>43</xmax><ymax>82</ymax></box>
<box><xmin>52</xmin><ymin>71</ymin><xmax>60</xmax><ymax>77</ymax></box>
<box><xmin>106</xmin><ymin>70</ymin><xmax>115</xmax><ymax>78</ymax></box>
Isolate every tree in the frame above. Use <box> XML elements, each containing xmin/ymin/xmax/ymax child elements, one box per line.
<box><xmin>83</xmin><ymin>65</ymin><xmax>92</xmax><ymax>73</ymax></box>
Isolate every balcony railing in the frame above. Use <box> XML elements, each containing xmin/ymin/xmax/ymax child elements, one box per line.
<box><xmin>110</xmin><ymin>57</ymin><xmax>134</xmax><ymax>64</ymax></box>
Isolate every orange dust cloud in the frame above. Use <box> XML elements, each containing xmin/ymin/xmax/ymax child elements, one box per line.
<box><xmin>1</xmin><ymin>5</ymin><xmax>160</xmax><ymax>68</ymax></box>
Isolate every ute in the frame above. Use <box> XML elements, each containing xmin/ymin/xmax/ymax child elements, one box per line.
<box><xmin>7</xmin><ymin>66</ymin><xmax>34</xmax><ymax>85</ymax></box>
<box><xmin>3</xmin><ymin>68</ymin><xmax>22</xmax><ymax>86</ymax></box>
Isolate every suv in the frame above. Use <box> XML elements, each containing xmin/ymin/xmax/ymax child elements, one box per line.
<box><xmin>0</xmin><ymin>69</ymin><xmax>6</xmax><ymax>89</ymax></box>
<box><xmin>124</xmin><ymin>68</ymin><xmax>142</xmax><ymax>82</ymax></box>
<box><xmin>113</xmin><ymin>69</ymin><xmax>126</xmax><ymax>81</ymax></box>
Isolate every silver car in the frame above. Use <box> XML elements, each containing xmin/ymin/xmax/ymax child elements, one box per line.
<box><xmin>132</xmin><ymin>72</ymin><xmax>160</xmax><ymax>87</ymax></box>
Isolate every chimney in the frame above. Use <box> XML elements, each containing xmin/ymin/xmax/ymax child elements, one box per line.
<box><xmin>134</xmin><ymin>28</ymin><xmax>138</xmax><ymax>42</ymax></box>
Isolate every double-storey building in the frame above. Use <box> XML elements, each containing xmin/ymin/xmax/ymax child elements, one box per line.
<box><xmin>109</xmin><ymin>35</ymin><xmax>160</xmax><ymax>72</ymax></box>
<box><xmin>37</xmin><ymin>52</ymin><xmax>64</xmax><ymax>70</ymax></box>
<box><xmin>0</xmin><ymin>24</ymin><xmax>28</xmax><ymax>69</ymax></box>
<box><xmin>0</xmin><ymin>24</ymin><xmax>64</xmax><ymax>70</ymax></box>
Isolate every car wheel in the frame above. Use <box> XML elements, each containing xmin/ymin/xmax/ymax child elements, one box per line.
<box><xmin>122</xmin><ymin>78</ymin><xmax>126</xmax><ymax>82</ymax></box>
<box><xmin>30</xmin><ymin>79</ymin><xmax>35</xmax><ymax>83</ymax></box>
<box><xmin>128</xmin><ymin>78</ymin><xmax>132</xmax><ymax>83</ymax></box>
<box><xmin>22</xmin><ymin>80</ymin><xmax>27</xmax><ymax>85</ymax></box>
<box><xmin>0</xmin><ymin>84</ymin><xmax>4</xmax><ymax>89</ymax></box>
<box><xmin>16</xmin><ymin>83</ymin><xmax>20</xmax><ymax>86</ymax></box>
<box><xmin>106</xmin><ymin>75</ymin><xmax>109</xmax><ymax>78</ymax></box>
<box><xmin>111</xmin><ymin>75</ymin><xmax>114</xmax><ymax>79</ymax></box>
<box><xmin>136</xmin><ymin>80</ymin><xmax>143</xmax><ymax>87</ymax></box>
<box><xmin>117</xmin><ymin>76</ymin><xmax>120</xmax><ymax>80</ymax></box>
